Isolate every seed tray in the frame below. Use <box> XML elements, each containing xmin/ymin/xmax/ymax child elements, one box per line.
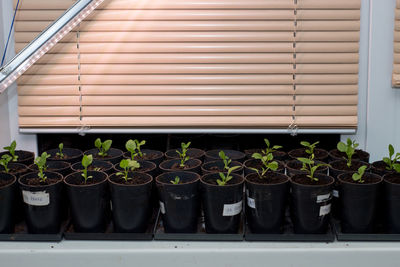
<box><xmin>333</xmin><ymin>219</ymin><xmax>400</xmax><ymax>241</ymax></box>
<box><xmin>0</xmin><ymin>221</ymin><xmax>68</xmax><ymax>242</ymax></box>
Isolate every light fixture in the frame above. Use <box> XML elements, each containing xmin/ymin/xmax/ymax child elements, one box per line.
<box><xmin>0</xmin><ymin>0</ymin><xmax>106</xmax><ymax>94</ymax></box>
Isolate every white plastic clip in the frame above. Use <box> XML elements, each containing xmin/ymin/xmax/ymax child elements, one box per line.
<box><xmin>77</xmin><ymin>125</ymin><xmax>90</xmax><ymax>136</ymax></box>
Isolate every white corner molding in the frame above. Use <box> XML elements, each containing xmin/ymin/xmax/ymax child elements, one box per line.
<box><xmin>0</xmin><ymin>0</ymin><xmax>105</xmax><ymax>93</ymax></box>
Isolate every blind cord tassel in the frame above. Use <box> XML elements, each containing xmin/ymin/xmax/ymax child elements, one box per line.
<box><xmin>288</xmin><ymin>0</ymin><xmax>298</xmax><ymax>136</ymax></box>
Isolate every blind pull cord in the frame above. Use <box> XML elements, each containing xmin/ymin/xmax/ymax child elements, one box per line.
<box><xmin>288</xmin><ymin>0</ymin><xmax>298</xmax><ymax>136</ymax></box>
<box><xmin>76</xmin><ymin>27</ymin><xmax>89</xmax><ymax>136</ymax></box>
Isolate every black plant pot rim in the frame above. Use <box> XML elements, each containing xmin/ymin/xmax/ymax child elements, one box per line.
<box><xmin>338</xmin><ymin>172</ymin><xmax>382</xmax><ymax>186</ymax></box>
<box><xmin>328</xmin><ymin>148</ymin><xmax>370</xmax><ymax>159</ymax></box>
<box><xmin>71</xmin><ymin>160</ymin><xmax>113</xmax><ymax>172</ymax></box>
<box><xmin>108</xmin><ymin>172</ymin><xmax>153</xmax><ymax>187</ymax></box>
<box><xmin>243</xmin><ymin>158</ymin><xmax>285</xmax><ymax>171</ymax></box>
<box><xmin>113</xmin><ymin>160</ymin><xmax>157</xmax><ymax>173</ymax></box>
<box><xmin>371</xmin><ymin>160</ymin><xmax>396</xmax><ymax>171</ymax></box>
<box><xmin>289</xmin><ymin>174</ymin><xmax>334</xmax><ymax>188</ymax></box>
<box><xmin>159</xmin><ymin>158</ymin><xmax>202</xmax><ymax>172</ymax></box>
<box><xmin>123</xmin><ymin>149</ymin><xmax>164</xmax><ymax>159</ymax></box>
<box><xmin>84</xmin><ymin>148</ymin><xmax>123</xmax><ymax>159</ymax></box>
<box><xmin>285</xmin><ymin>159</ymin><xmax>328</xmax><ymax>172</ymax></box>
<box><xmin>205</xmin><ymin>149</ymin><xmax>245</xmax><ymax>160</ymax></box>
<box><xmin>245</xmin><ymin>172</ymin><xmax>289</xmax><ymax>186</ymax></box>
<box><xmin>0</xmin><ymin>173</ymin><xmax>16</xmax><ymax>189</ymax></box>
<box><xmin>18</xmin><ymin>171</ymin><xmax>63</xmax><ymax>188</ymax></box>
<box><xmin>201</xmin><ymin>160</ymin><xmax>243</xmax><ymax>173</ymax></box>
<box><xmin>329</xmin><ymin>159</ymin><xmax>370</xmax><ymax>173</ymax></box>
<box><xmin>288</xmin><ymin>148</ymin><xmax>328</xmax><ymax>159</ymax></box>
<box><xmin>200</xmin><ymin>172</ymin><xmax>244</xmax><ymax>187</ymax></box>
<box><xmin>64</xmin><ymin>171</ymin><xmax>108</xmax><ymax>187</ymax></box>
<box><xmin>165</xmin><ymin>148</ymin><xmax>205</xmax><ymax>159</ymax></box>
<box><xmin>28</xmin><ymin>161</ymin><xmax>71</xmax><ymax>172</ymax></box>
<box><xmin>156</xmin><ymin>171</ymin><xmax>200</xmax><ymax>185</ymax></box>
<box><xmin>383</xmin><ymin>172</ymin><xmax>400</xmax><ymax>185</ymax></box>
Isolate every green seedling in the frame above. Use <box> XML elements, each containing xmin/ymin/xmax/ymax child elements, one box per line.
<box><xmin>297</xmin><ymin>155</ymin><xmax>329</xmax><ymax>182</ymax></box>
<box><xmin>81</xmin><ymin>154</ymin><xmax>93</xmax><ymax>184</ymax></box>
<box><xmin>337</xmin><ymin>138</ymin><xmax>359</xmax><ymax>168</ymax></box>
<box><xmin>3</xmin><ymin>140</ymin><xmax>18</xmax><ymax>162</ymax></box>
<box><xmin>352</xmin><ymin>165</ymin><xmax>367</xmax><ymax>184</ymax></box>
<box><xmin>94</xmin><ymin>138</ymin><xmax>112</xmax><ymax>157</ymax></box>
<box><xmin>177</xmin><ymin>142</ymin><xmax>191</xmax><ymax>167</ymax></box>
<box><xmin>261</xmin><ymin>138</ymin><xmax>282</xmax><ymax>155</ymax></box>
<box><xmin>34</xmin><ymin>152</ymin><xmax>50</xmax><ymax>182</ymax></box>
<box><xmin>219</xmin><ymin>151</ymin><xmax>231</xmax><ymax>170</ymax></box>
<box><xmin>217</xmin><ymin>166</ymin><xmax>240</xmax><ymax>186</ymax></box>
<box><xmin>56</xmin><ymin>143</ymin><xmax>65</xmax><ymax>159</ymax></box>
<box><xmin>300</xmin><ymin>141</ymin><xmax>319</xmax><ymax>156</ymax></box>
<box><xmin>383</xmin><ymin>144</ymin><xmax>400</xmax><ymax>171</ymax></box>
<box><xmin>125</xmin><ymin>139</ymin><xmax>146</xmax><ymax>159</ymax></box>
<box><xmin>134</xmin><ymin>139</ymin><xmax>146</xmax><ymax>158</ymax></box>
<box><xmin>0</xmin><ymin>155</ymin><xmax>12</xmax><ymax>173</ymax></box>
<box><xmin>251</xmin><ymin>152</ymin><xmax>278</xmax><ymax>179</ymax></box>
<box><xmin>116</xmin><ymin>159</ymin><xmax>140</xmax><ymax>182</ymax></box>
<box><xmin>170</xmin><ymin>176</ymin><xmax>180</xmax><ymax>185</ymax></box>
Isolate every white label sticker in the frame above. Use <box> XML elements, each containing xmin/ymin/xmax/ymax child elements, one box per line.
<box><xmin>333</xmin><ymin>190</ymin><xmax>339</xmax><ymax>198</ymax></box>
<box><xmin>159</xmin><ymin>201</ymin><xmax>166</xmax><ymax>214</ymax></box>
<box><xmin>319</xmin><ymin>204</ymin><xmax>331</xmax><ymax>216</ymax></box>
<box><xmin>317</xmin><ymin>193</ymin><xmax>331</xmax><ymax>203</ymax></box>
<box><xmin>22</xmin><ymin>191</ymin><xmax>49</xmax><ymax>206</ymax></box>
<box><xmin>223</xmin><ymin>201</ymin><xmax>242</xmax><ymax>216</ymax></box>
<box><xmin>247</xmin><ymin>197</ymin><xmax>256</xmax><ymax>209</ymax></box>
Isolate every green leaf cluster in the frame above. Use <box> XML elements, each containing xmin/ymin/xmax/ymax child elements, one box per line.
<box><xmin>337</xmin><ymin>138</ymin><xmax>359</xmax><ymax>167</ymax></box>
<box><xmin>116</xmin><ymin>159</ymin><xmax>140</xmax><ymax>182</ymax></box>
<box><xmin>3</xmin><ymin>141</ymin><xmax>18</xmax><ymax>162</ymax></box>
<box><xmin>95</xmin><ymin>138</ymin><xmax>112</xmax><ymax>157</ymax></box>
<box><xmin>251</xmin><ymin>152</ymin><xmax>278</xmax><ymax>179</ymax></box>
<box><xmin>0</xmin><ymin>155</ymin><xmax>12</xmax><ymax>173</ymax></box>
<box><xmin>352</xmin><ymin>165</ymin><xmax>367</xmax><ymax>183</ymax></box>
<box><xmin>261</xmin><ymin>138</ymin><xmax>282</xmax><ymax>155</ymax></box>
<box><xmin>35</xmin><ymin>152</ymin><xmax>50</xmax><ymax>182</ymax></box>
<box><xmin>170</xmin><ymin>176</ymin><xmax>180</xmax><ymax>185</ymax></box>
<box><xmin>297</xmin><ymin>155</ymin><xmax>329</xmax><ymax>182</ymax></box>
<box><xmin>217</xmin><ymin>166</ymin><xmax>240</xmax><ymax>186</ymax></box>
<box><xmin>81</xmin><ymin>154</ymin><xmax>93</xmax><ymax>183</ymax></box>
<box><xmin>56</xmin><ymin>143</ymin><xmax>65</xmax><ymax>159</ymax></box>
<box><xmin>383</xmin><ymin>144</ymin><xmax>400</xmax><ymax>173</ymax></box>
<box><xmin>300</xmin><ymin>141</ymin><xmax>319</xmax><ymax>156</ymax></box>
<box><xmin>125</xmin><ymin>139</ymin><xmax>146</xmax><ymax>159</ymax></box>
<box><xmin>219</xmin><ymin>151</ymin><xmax>231</xmax><ymax>170</ymax></box>
<box><xmin>177</xmin><ymin>142</ymin><xmax>191</xmax><ymax>167</ymax></box>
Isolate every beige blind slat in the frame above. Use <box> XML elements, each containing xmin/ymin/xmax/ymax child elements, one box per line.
<box><xmin>393</xmin><ymin>4</ymin><xmax>400</xmax><ymax>87</ymax></box>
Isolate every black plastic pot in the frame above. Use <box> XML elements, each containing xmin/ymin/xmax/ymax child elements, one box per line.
<box><xmin>0</xmin><ymin>163</ymin><xmax>28</xmax><ymax>178</ymax></box>
<box><xmin>108</xmin><ymin>172</ymin><xmax>153</xmax><ymax>233</ymax></box>
<box><xmin>338</xmin><ymin>172</ymin><xmax>382</xmax><ymax>233</ymax></box>
<box><xmin>114</xmin><ymin>160</ymin><xmax>157</xmax><ymax>178</ymax></box>
<box><xmin>159</xmin><ymin>158</ymin><xmax>202</xmax><ymax>174</ymax></box>
<box><xmin>84</xmin><ymin>148</ymin><xmax>123</xmax><ymax>165</ymax></box>
<box><xmin>243</xmin><ymin>159</ymin><xmax>285</xmax><ymax>176</ymax></box>
<box><xmin>18</xmin><ymin>171</ymin><xmax>63</xmax><ymax>234</ymax></box>
<box><xmin>46</xmin><ymin>148</ymin><xmax>83</xmax><ymax>164</ymax></box>
<box><xmin>71</xmin><ymin>160</ymin><xmax>113</xmax><ymax>175</ymax></box>
<box><xmin>0</xmin><ymin>173</ymin><xmax>17</xmax><ymax>233</ymax></box>
<box><xmin>0</xmin><ymin>150</ymin><xmax>35</xmax><ymax>166</ymax></box>
<box><xmin>28</xmin><ymin>161</ymin><xmax>72</xmax><ymax>177</ymax></box>
<box><xmin>165</xmin><ymin>148</ymin><xmax>205</xmax><ymax>161</ymax></box>
<box><xmin>204</xmin><ymin>149</ymin><xmax>246</xmax><ymax>163</ymax></box>
<box><xmin>329</xmin><ymin>148</ymin><xmax>370</xmax><ymax>163</ymax></box>
<box><xmin>200</xmin><ymin>173</ymin><xmax>244</xmax><ymax>234</ymax></box>
<box><xmin>285</xmin><ymin>159</ymin><xmax>328</xmax><ymax>177</ymax></box>
<box><xmin>371</xmin><ymin>160</ymin><xmax>395</xmax><ymax>176</ymax></box>
<box><xmin>383</xmin><ymin>173</ymin><xmax>400</xmax><ymax>233</ymax></box>
<box><xmin>156</xmin><ymin>171</ymin><xmax>200</xmax><ymax>233</ymax></box>
<box><xmin>244</xmin><ymin>149</ymin><xmax>287</xmax><ymax>161</ymax></box>
<box><xmin>201</xmin><ymin>160</ymin><xmax>243</xmax><ymax>175</ymax></box>
<box><xmin>64</xmin><ymin>171</ymin><xmax>109</xmax><ymax>233</ymax></box>
<box><xmin>245</xmin><ymin>172</ymin><xmax>289</xmax><ymax>233</ymax></box>
<box><xmin>288</xmin><ymin>148</ymin><xmax>329</xmax><ymax>162</ymax></box>
<box><xmin>290</xmin><ymin>174</ymin><xmax>334</xmax><ymax>234</ymax></box>
<box><xmin>124</xmin><ymin>149</ymin><xmax>164</xmax><ymax>167</ymax></box>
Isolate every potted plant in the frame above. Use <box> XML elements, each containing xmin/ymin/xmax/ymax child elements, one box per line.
<box><xmin>108</xmin><ymin>159</ymin><xmax>153</xmax><ymax>233</ymax></box>
<box><xmin>290</xmin><ymin>155</ymin><xmax>333</xmax><ymax>234</ymax></box>
<box><xmin>71</xmin><ymin>159</ymin><xmax>113</xmax><ymax>174</ymax></box>
<box><xmin>205</xmin><ymin>149</ymin><xmax>246</xmax><ymax>163</ymax></box>
<box><xmin>159</xmin><ymin>142</ymin><xmax>202</xmax><ymax>173</ymax></box>
<box><xmin>28</xmin><ymin>160</ymin><xmax>71</xmax><ymax>177</ymax></box>
<box><xmin>84</xmin><ymin>138</ymin><xmax>123</xmax><ymax>164</ymax></box>
<box><xmin>165</xmin><ymin>141</ymin><xmax>205</xmax><ymax>161</ymax></box>
<box><xmin>18</xmin><ymin>152</ymin><xmax>63</xmax><ymax>234</ymax></box>
<box><xmin>156</xmin><ymin>171</ymin><xmax>201</xmax><ymax>233</ymax></box>
<box><xmin>124</xmin><ymin>139</ymin><xmax>164</xmax><ymax>166</ymax></box>
<box><xmin>201</xmin><ymin>166</ymin><xmax>244</xmax><ymax>233</ymax></box>
<box><xmin>383</xmin><ymin>163</ymin><xmax>400</xmax><ymax>233</ymax></box>
<box><xmin>64</xmin><ymin>155</ymin><xmax>110</xmax><ymax>233</ymax></box>
<box><xmin>338</xmin><ymin>166</ymin><xmax>382</xmax><ymax>233</ymax></box>
<box><xmin>245</xmin><ymin>152</ymin><xmax>289</xmax><ymax>233</ymax></box>
<box><xmin>244</xmin><ymin>138</ymin><xmax>286</xmax><ymax>161</ymax></box>
<box><xmin>329</xmin><ymin>139</ymin><xmax>370</xmax><ymax>163</ymax></box>
<box><xmin>244</xmin><ymin>152</ymin><xmax>285</xmax><ymax>176</ymax></box>
<box><xmin>371</xmin><ymin>144</ymin><xmax>399</xmax><ymax>176</ymax></box>
<box><xmin>114</xmin><ymin>160</ymin><xmax>157</xmax><ymax>178</ymax></box>
<box><xmin>0</xmin><ymin>166</ymin><xmax>17</xmax><ymax>233</ymax></box>
<box><xmin>288</xmin><ymin>141</ymin><xmax>329</xmax><ymax>162</ymax></box>
<box><xmin>0</xmin><ymin>140</ymin><xmax>35</xmax><ymax>166</ymax></box>
<box><xmin>45</xmin><ymin>143</ymin><xmax>83</xmax><ymax>164</ymax></box>
<box><xmin>201</xmin><ymin>151</ymin><xmax>243</xmax><ymax>175</ymax></box>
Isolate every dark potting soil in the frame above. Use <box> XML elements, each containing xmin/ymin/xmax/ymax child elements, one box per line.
<box><xmin>29</xmin><ymin>166</ymin><xmax>66</xmax><ymax>173</ymax></box>
<box><xmin>330</xmin><ymin>149</ymin><xmax>369</xmax><ymax>161</ymax></box>
<box><xmin>384</xmin><ymin>173</ymin><xmax>400</xmax><ymax>184</ymax></box>
<box><xmin>246</xmin><ymin>172</ymin><xmax>287</xmax><ymax>185</ymax></box>
<box><xmin>68</xmin><ymin>177</ymin><xmax>103</xmax><ymax>186</ymax></box>
<box><xmin>110</xmin><ymin>174</ymin><xmax>151</xmax><ymax>185</ymax></box>
<box><xmin>245</xmin><ymin>160</ymin><xmax>283</xmax><ymax>171</ymax></box>
<box><xmin>291</xmin><ymin>174</ymin><xmax>332</xmax><ymax>186</ymax></box>
<box><xmin>286</xmin><ymin>160</ymin><xmax>328</xmax><ymax>171</ymax></box>
<box><xmin>170</xmin><ymin>162</ymin><xmax>198</xmax><ymax>170</ymax></box>
<box><xmin>340</xmin><ymin>174</ymin><xmax>381</xmax><ymax>185</ymax></box>
<box><xmin>372</xmin><ymin>161</ymin><xmax>393</xmax><ymax>172</ymax></box>
<box><xmin>0</xmin><ymin>178</ymin><xmax>14</xmax><ymax>187</ymax></box>
<box><xmin>202</xmin><ymin>175</ymin><xmax>242</xmax><ymax>186</ymax></box>
<box><xmin>4</xmin><ymin>166</ymin><xmax>26</xmax><ymax>175</ymax></box>
<box><xmin>25</xmin><ymin>177</ymin><xmax>60</xmax><ymax>186</ymax></box>
<box><xmin>52</xmin><ymin>154</ymin><xmax>71</xmax><ymax>160</ymax></box>
<box><xmin>88</xmin><ymin>166</ymin><xmax>108</xmax><ymax>172</ymax></box>
<box><xmin>331</xmin><ymin>160</ymin><xmax>365</xmax><ymax>172</ymax></box>
<box><xmin>134</xmin><ymin>153</ymin><xmax>160</xmax><ymax>161</ymax></box>
<box><xmin>289</xmin><ymin>148</ymin><xmax>328</xmax><ymax>160</ymax></box>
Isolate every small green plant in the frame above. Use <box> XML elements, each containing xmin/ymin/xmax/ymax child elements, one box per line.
<box><xmin>297</xmin><ymin>155</ymin><xmax>329</xmax><ymax>182</ymax></box>
<box><xmin>56</xmin><ymin>143</ymin><xmax>65</xmax><ymax>159</ymax></box>
<box><xmin>261</xmin><ymin>138</ymin><xmax>282</xmax><ymax>155</ymax></box>
<box><xmin>300</xmin><ymin>141</ymin><xmax>319</xmax><ymax>156</ymax></box>
<box><xmin>94</xmin><ymin>138</ymin><xmax>112</xmax><ymax>157</ymax></box>
<box><xmin>352</xmin><ymin>165</ymin><xmax>367</xmax><ymax>184</ymax></box>
<box><xmin>177</xmin><ymin>142</ymin><xmax>191</xmax><ymax>167</ymax></box>
<box><xmin>125</xmin><ymin>139</ymin><xmax>146</xmax><ymax>159</ymax></box>
<box><xmin>219</xmin><ymin>151</ymin><xmax>231</xmax><ymax>170</ymax></box>
<box><xmin>34</xmin><ymin>152</ymin><xmax>50</xmax><ymax>182</ymax></box>
<box><xmin>3</xmin><ymin>140</ymin><xmax>18</xmax><ymax>162</ymax></box>
<box><xmin>0</xmin><ymin>155</ymin><xmax>12</xmax><ymax>173</ymax></box>
<box><xmin>337</xmin><ymin>138</ymin><xmax>359</xmax><ymax>167</ymax></box>
<box><xmin>116</xmin><ymin>159</ymin><xmax>140</xmax><ymax>182</ymax></box>
<box><xmin>251</xmin><ymin>152</ymin><xmax>278</xmax><ymax>179</ymax></box>
<box><xmin>383</xmin><ymin>144</ymin><xmax>400</xmax><ymax>171</ymax></box>
<box><xmin>170</xmin><ymin>176</ymin><xmax>180</xmax><ymax>185</ymax></box>
<box><xmin>81</xmin><ymin>154</ymin><xmax>93</xmax><ymax>183</ymax></box>
<box><xmin>217</xmin><ymin>166</ymin><xmax>240</xmax><ymax>186</ymax></box>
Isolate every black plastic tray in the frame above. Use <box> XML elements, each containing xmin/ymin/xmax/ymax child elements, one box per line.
<box><xmin>0</xmin><ymin>221</ymin><xmax>67</xmax><ymax>242</ymax></box>
<box><xmin>154</xmin><ymin>211</ymin><xmax>244</xmax><ymax>241</ymax></box>
<box><xmin>333</xmin><ymin>220</ymin><xmax>400</xmax><ymax>241</ymax></box>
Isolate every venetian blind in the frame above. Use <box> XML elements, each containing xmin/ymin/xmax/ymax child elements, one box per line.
<box><xmin>393</xmin><ymin>0</ymin><xmax>400</xmax><ymax>87</ymax></box>
<box><xmin>15</xmin><ymin>0</ymin><xmax>360</xmax><ymax>129</ymax></box>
